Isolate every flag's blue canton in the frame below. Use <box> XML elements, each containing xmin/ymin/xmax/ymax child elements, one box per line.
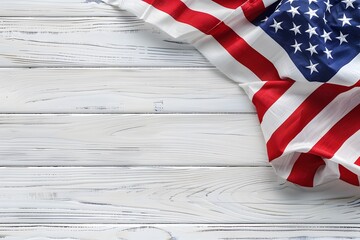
<box><xmin>253</xmin><ymin>0</ymin><xmax>360</xmax><ymax>82</ymax></box>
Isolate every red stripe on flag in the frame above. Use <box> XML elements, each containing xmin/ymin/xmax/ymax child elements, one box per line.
<box><xmin>143</xmin><ymin>0</ymin><xmax>219</xmax><ymax>32</ymax></box>
<box><xmin>307</xmin><ymin>104</ymin><xmax>360</xmax><ymax>159</ymax></box>
<box><xmin>252</xmin><ymin>80</ymin><xmax>294</xmax><ymax>123</ymax></box>
<box><xmin>355</xmin><ymin>156</ymin><xmax>360</xmax><ymax>166</ymax></box>
<box><xmin>213</xmin><ymin>0</ymin><xmax>268</xmax><ymax>21</ymax></box>
<box><xmin>339</xmin><ymin>165</ymin><xmax>360</xmax><ymax>186</ymax></box>
<box><xmin>241</xmin><ymin>0</ymin><xmax>266</xmax><ymax>21</ymax></box>
<box><xmin>142</xmin><ymin>0</ymin><xmax>283</xmax><ymax>82</ymax></box>
<box><xmin>209</xmin><ymin>22</ymin><xmax>282</xmax><ymax>81</ymax></box>
<box><xmin>212</xmin><ymin>0</ymin><xmax>247</xmax><ymax>9</ymax></box>
<box><xmin>286</xmin><ymin>153</ymin><xmax>325</xmax><ymax>187</ymax></box>
<box><xmin>287</xmin><ymin>104</ymin><xmax>359</xmax><ymax>187</ymax></box>
<box><xmin>267</xmin><ymin>81</ymin><xmax>360</xmax><ymax>161</ymax></box>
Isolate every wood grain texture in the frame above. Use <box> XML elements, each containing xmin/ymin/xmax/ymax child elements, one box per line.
<box><xmin>0</xmin><ymin>167</ymin><xmax>359</xmax><ymax>223</ymax></box>
<box><xmin>0</xmin><ymin>0</ymin><xmax>120</xmax><ymax>16</ymax></box>
<box><xmin>0</xmin><ymin>114</ymin><xmax>266</xmax><ymax>166</ymax></box>
<box><xmin>0</xmin><ymin>17</ymin><xmax>208</xmax><ymax>67</ymax></box>
<box><xmin>0</xmin><ymin>224</ymin><xmax>359</xmax><ymax>239</ymax></box>
<box><xmin>2</xmin><ymin>1</ymin><xmax>357</xmax><ymax>236</ymax></box>
<box><xmin>0</xmin><ymin>68</ymin><xmax>253</xmax><ymax>113</ymax></box>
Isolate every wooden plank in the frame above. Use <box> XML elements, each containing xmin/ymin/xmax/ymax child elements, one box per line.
<box><xmin>0</xmin><ymin>114</ymin><xmax>266</xmax><ymax>166</ymax></box>
<box><xmin>0</xmin><ymin>68</ymin><xmax>253</xmax><ymax>113</ymax></box>
<box><xmin>0</xmin><ymin>167</ymin><xmax>359</xmax><ymax>223</ymax></box>
<box><xmin>0</xmin><ymin>0</ymin><xmax>121</xmax><ymax>16</ymax></box>
<box><xmin>0</xmin><ymin>224</ymin><xmax>359</xmax><ymax>239</ymax></box>
<box><xmin>0</xmin><ymin>17</ymin><xmax>208</xmax><ymax>67</ymax></box>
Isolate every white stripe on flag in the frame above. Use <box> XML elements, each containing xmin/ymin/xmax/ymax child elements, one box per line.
<box><xmin>195</xmin><ymin>36</ymin><xmax>261</xmax><ymax>83</ymax></box>
<box><xmin>326</xmin><ymin>131</ymin><xmax>360</xmax><ymax>173</ymax></box>
<box><xmin>238</xmin><ymin>81</ymin><xmax>265</xmax><ymax>103</ymax></box>
<box><xmin>328</xmin><ymin>54</ymin><xmax>360</xmax><ymax>86</ymax></box>
<box><xmin>270</xmin><ymin>152</ymin><xmax>301</xmax><ymax>182</ymax></box>
<box><xmin>106</xmin><ymin>0</ymin><xmax>148</xmax><ymax>17</ymax></box>
<box><xmin>263</xmin><ymin>0</ymin><xmax>278</xmax><ymax>8</ymax></box>
<box><xmin>282</xmin><ymin>87</ymin><xmax>360</xmax><ymax>156</ymax></box>
<box><xmin>180</xmin><ymin>0</ymin><xmax>235</xmax><ymax>20</ymax></box>
<box><xmin>260</xmin><ymin>82</ymin><xmax>321</xmax><ymax>141</ymax></box>
<box><xmin>313</xmin><ymin>160</ymin><xmax>340</xmax><ymax>186</ymax></box>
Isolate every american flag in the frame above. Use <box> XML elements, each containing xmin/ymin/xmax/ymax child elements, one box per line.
<box><xmin>105</xmin><ymin>0</ymin><xmax>360</xmax><ymax>187</ymax></box>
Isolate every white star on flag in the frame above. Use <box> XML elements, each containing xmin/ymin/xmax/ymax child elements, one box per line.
<box><xmin>306</xmin><ymin>60</ymin><xmax>319</xmax><ymax>74</ymax></box>
<box><xmin>325</xmin><ymin>0</ymin><xmax>333</xmax><ymax>12</ymax></box>
<box><xmin>338</xmin><ymin>14</ymin><xmax>352</xmax><ymax>26</ymax></box>
<box><xmin>305</xmin><ymin>7</ymin><xmax>319</xmax><ymax>19</ymax></box>
<box><xmin>305</xmin><ymin>24</ymin><xmax>318</xmax><ymax>38</ymax></box>
<box><xmin>287</xmin><ymin>6</ymin><xmax>300</xmax><ymax>18</ymax></box>
<box><xmin>324</xmin><ymin>47</ymin><xmax>333</xmax><ymax>59</ymax></box>
<box><xmin>306</xmin><ymin>43</ymin><xmax>318</xmax><ymax>56</ymax></box>
<box><xmin>270</xmin><ymin>19</ymin><xmax>283</xmax><ymax>32</ymax></box>
<box><xmin>290</xmin><ymin>23</ymin><xmax>302</xmax><ymax>35</ymax></box>
<box><xmin>342</xmin><ymin>0</ymin><xmax>356</xmax><ymax>9</ymax></box>
<box><xmin>336</xmin><ymin>31</ymin><xmax>349</xmax><ymax>44</ymax></box>
<box><xmin>291</xmin><ymin>40</ymin><xmax>302</xmax><ymax>53</ymax></box>
<box><xmin>320</xmin><ymin>30</ymin><xmax>332</xmax><ymax>43</ymax></box>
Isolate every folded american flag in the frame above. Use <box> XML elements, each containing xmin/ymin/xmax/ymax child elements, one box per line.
<box><xmin>104</xmin><ymin>0</ymin><xmax>360</xmax><ymax>187</ymax></box>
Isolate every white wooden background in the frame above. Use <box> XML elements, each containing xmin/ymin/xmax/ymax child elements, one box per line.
<box><xmin>1</xmin><ymin>1</ymin><xmax>360</xmax><ymax>239</ymax></box>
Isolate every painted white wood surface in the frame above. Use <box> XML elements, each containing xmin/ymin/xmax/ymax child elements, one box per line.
<box><xmin>0</xmin><ymin>224</ymin><xmax>359</xmax><ymax>239</ymax></box>
<box><xmin>0</xmin><ymin>167</ymin><xmax>359</xmax><ymax>224</ymax></box>
<box><xmin>0</xmin><ymin>224</ymin><xmax>360</xmax><ymax>240</ymax></box>
<box><xmin>0</xmin><ymin>17</ymin><xmax>208</xmax><ymax>67</ymax></box>
<box><xmin>1</xmin><ymin>1</ymin><xmax>358</xmax><ymax>238</ymax></box>
<box><xmin>0</xmin><ymin>114</ymin><xmax>266</xmax><ymax>166</ymax></box>
<box><xmin>0</xmin><ymin>68</ymin><xmax>253</xmax><ymax>113</ymax></box>
<box><xmin>0</xmin><ymin>0</ymin><xmax>120</xmax><ymax>16</ymax></box>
